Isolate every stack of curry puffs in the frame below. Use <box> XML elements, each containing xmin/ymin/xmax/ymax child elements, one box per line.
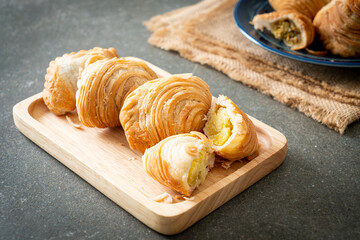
<box><xmin>43</xmin><ymin>47</ymin><xmax>259</xmax><ymax>196</ymax></box>
<box><xmin>252</xmin><ymin>0</ymin><xmax>360</xmax><ymax>58</ymax></box>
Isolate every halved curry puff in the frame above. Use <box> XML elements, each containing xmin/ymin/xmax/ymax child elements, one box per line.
<box><xmin>252</xmin><ymin>11</ymin><xmax>315</xmax><ymax>50</ymax></box>
<box><xmin>143</xmin><ymin>131</ymin><xmax>215</xmax><ymax>196</ymax></box>
<box><xmin>203</xmin><ymin>95</ymin><xmax>259</xmax><ymax>161</ymax></box>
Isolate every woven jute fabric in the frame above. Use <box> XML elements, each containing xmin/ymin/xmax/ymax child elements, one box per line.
<box><xmin>145</xmin><ymin>0</ymin><xmax>360</xmax><ymax>134</ymax></box>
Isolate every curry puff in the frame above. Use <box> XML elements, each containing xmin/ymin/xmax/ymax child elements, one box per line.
<box><xmin>43</xmin><ymin>47</ymin><xmax>118</xmax><ymax>115</ymax></box>
<box><xmin>252</xmin><ymin>11</ymin><xmax>315</xmax><ymax>50</ymax></box>
<box><xmin>203</xmin><ymin>95</ymin><xmax>259</xmax><ymax>161</ymax></box>
<box><xmin>76</xmin><ymin>58</ymin><xmax>157</xmax><ymax>128</ymax></box>
<box><xmin>313</xmin><ymin>0</ymin><xmax>360</xmax><ymax>58</ymax></box>
<box><xmin>143</xmin><ymin>131</ymin><xmax>215</xmax><ymax>196</ymax></box>
<box><xmin>120</xmin><ymin>74</ymin><xmax>212</xmax><ymax>154</ymax></box>
<box><xmin>269</xmin><ymin>0</ymin><xmax>330</xmax><ymax>20</ymax></box>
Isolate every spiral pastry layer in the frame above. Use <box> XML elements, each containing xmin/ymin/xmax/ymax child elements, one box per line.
<box><xmin>43</xmin><ymin>47</ymin><xmax>118</xmax><ymax>115</ymax></box>
<box><xmin>76</xmin><ymin>58</ymin><xmax>157</xmax><ymax>128</ymax></box>
<box><xmin>143</xmin><ymin>131</ymin><xmax>215</xmax><ymax>196</ymax></box>
<box><xmin>120</xmin><ymin>74</ymin><xmax>212</xmax><ymax>154</ymax></box>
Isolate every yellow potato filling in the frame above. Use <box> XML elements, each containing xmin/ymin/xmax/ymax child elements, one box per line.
<box><xmin>271</xmin><ymin>19</ymin><xmax>301</xmax><ymax>45</ymax></box>
<box><xmin>187</xmin><ymin>149</ymin><xmax>208</xmax><ymax>188</ymax></box>
<box><xmin>205</xmin><ymin>107</ymin><xmax>233</xmax><ymax>146</ymax></box>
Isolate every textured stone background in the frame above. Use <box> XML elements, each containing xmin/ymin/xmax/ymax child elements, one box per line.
<box><xmin>1</xmin><ymin>0</ymin><xmax>359</xmax><ymax>239</ymax></box>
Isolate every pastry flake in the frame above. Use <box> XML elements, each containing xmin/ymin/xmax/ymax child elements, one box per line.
<box><xmin>143</xmin><ymin>131</ymin><xmax>215</xmax><ymax>196</ymax></box>
<box><xmin>203</xmin><ymin>95</ymin><xmax>259</xmax><ymax>161</ymax></box>
<box><xmin>252</xmin><ymin>11</ymin><xmax>315</xmax><ymax>50</ymax></box>
<box><xmin>120</xmin><ymin>74</ymin><xmax>212</xmax><ymax>154</ymax></box>
<box><xmin>76</xmin><ymin>58</ymin><xmax>157</xmax><ymax>128</ymax></box>
<box><xmin>43</xmin><ymin>47</ymin><xmax>118</xmax><ymax>115</ymax></box>
<box><xmin>151</xmin><ymin>192</ymin><xmax>173</xmax><ymax>204</ymax></box>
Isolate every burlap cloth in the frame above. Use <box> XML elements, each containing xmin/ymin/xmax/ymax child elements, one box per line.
<box><xmin>145</xmin><ymin>0</ymin><xmax>360</xmax><ymax>134</ymax></box>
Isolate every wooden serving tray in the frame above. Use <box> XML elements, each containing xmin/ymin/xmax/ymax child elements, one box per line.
<box><xmin>13</xmin><ymin>57</ymin><xmax>287</xmax><ymax>235</ymax></box>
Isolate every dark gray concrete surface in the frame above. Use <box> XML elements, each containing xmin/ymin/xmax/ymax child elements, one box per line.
<box><xmin>1</xmin><ymin>0</ymin><xmax>359</xmax><ymax>239</ymax></box>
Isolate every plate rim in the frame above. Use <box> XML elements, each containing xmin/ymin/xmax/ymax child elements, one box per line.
<box><xmin>233</xmin><ymin>0</ymin><xmax>360</xmax><ymax>68</ymax></box>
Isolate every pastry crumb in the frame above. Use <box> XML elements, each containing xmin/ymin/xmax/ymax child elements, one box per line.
<box><xmin>66</xmin><ymin>115</ymin><xmax>82</xmax><ymax>129</ymax></box>
<box><xmin>221</xmin><ymin>161</ymin><xmax>233</xmax><ymax>169</ymax></box>
<box><xmin>151</xmin><ymin>192</ymin><xmax>173</xmax><ymax>204</ymax></box>
<box><xmin>175</xmin><ymin>195</ymin><xmax>195</xmax><ymax>201</ymax></box>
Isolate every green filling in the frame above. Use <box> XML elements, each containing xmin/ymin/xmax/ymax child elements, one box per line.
<box><xmin>271</xmin><ymin>19</ymin><xmax>301</xmax><ymax>45</ymax></box>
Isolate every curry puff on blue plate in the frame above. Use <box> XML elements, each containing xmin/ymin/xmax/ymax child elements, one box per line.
<box><xmin>233</xmin><ymin>0</ymin><xmax>360</xmax><ymax>67</ymax></box>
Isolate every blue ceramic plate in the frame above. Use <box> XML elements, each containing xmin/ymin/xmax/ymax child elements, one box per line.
<box><xmin>233</xmin><ymin>0</ymin><xmax>360</xmax><ymax>68</ymax></box>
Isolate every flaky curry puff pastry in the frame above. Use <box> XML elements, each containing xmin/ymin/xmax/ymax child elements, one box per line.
<box><xmin>313</xmin><ymin>0</ymin><xmax>360</xmax><ymax>58</ymax></box>
<box><xmin>269</xmin><ymin>0</ymin><xmax>330</xmax><ymax>20</ymax></box>
<box><xmin>143</xmin><ymin>131</ymin><xmax>215</xmax><ymax>196</ymax></box>
<box><xmin>76</xmin><ymin>58</ymin><xmax>157</xmax><ymax>128</ymax></box>
<box><xmin>252</xmin><ymin>11</ymin><xmax>315</xmax><ymax>50</ymax></box>
<box><xmin>120</xmin><ymin>74</ymin><xmax>212</xmax><ymax>154</ymax></box>
<box><xmin>203</xmin><ymin>95</ymin><xmax>259</xmax><ymax>161</ymax></box>
<box><xmin>43</xmin><ymin>47</ymin><xmax>118</xmax><ymax>115</ymax></box>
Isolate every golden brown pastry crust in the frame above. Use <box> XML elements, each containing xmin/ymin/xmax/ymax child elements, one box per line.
<box><xmin>120</xmin><ymin>74</ymin><xmax>212</xmax><ymax>154</ymax></box>
<box><xmin>204</xmin><ymin>95</ymin><xmax>259</xmax><ymax>161</ymax></box>
<box><xmin>313</xmin><ymin>0</ymin><xmax>360</xmax><ymax>58</ymax></box>
<box><xmin>269</xmin><ymin>0</ymin><xmax>330</xmax><ymax>20</ymax></box>
<box><xmin>43</xmin><ymin>47</ymin><xmax>118</xmax><ymax>115</ymax></box>
<box><xmin>76</xmin><ymin>58</ymin><xmax>157</xmax><ymax>128</ymax></box>
<box><xmin>143</xmin><ymin>131</ymin><xmax>215</xmax><ymax>196</ymax></box>
<box><xmin>252</xmin><ymin>11</ymin><xmax>315</xmax><ymax>50</ymax></box>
